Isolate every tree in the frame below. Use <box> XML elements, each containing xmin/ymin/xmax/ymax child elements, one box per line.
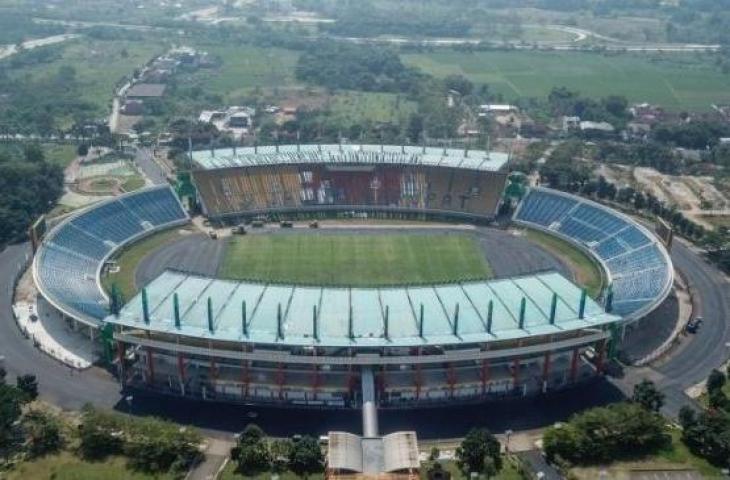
<box><xmin>79</xmin><ymin>405</ymin><xmax>124</xmax><ymax>459</ymax></box>
<box><xmin>16</xmin><ymin>374</ymin><xmax>38</xmax><ymax>402</ymax></box>
<box><xmin>632</xmin><ymin>379</ymin><xmax>665</xmax><ymax>412</ymax></box>
<box><xmin>444</xmin><ymin>74</ymin><xmax>473</xmax><ymax>97</ymax></box>
<box><xmin>232</xmin><ymin>424</ymin><xmax>271</xmax><ymax>474</ymax></box>
<box><xmin>678</xmin><ymin>406</ymin><xmax>697</xmax><ymax>429</ymax></box>
<box><xmin>24</xmin><ymin>144</ymin><xmax>45</xmax><ymax>163</ymax></box>
<box><xmin>289</xmin><ymin>436</ymin><xmax>323</xmax><ymax>477</ymax></box>
<box><xmin>0</xmin><ymin>383</ymin><xmax>23</xmax><ymax>449</ymax></box>
<box><xmin>23</xmin><ymin>410</ymin><xmax>62</xmax><ymax>457</ymax></box>
<box><xmin>543</xmin><ymin>403</ymin><xmax>669</xmax><ymax>464</ymax></box>
<box><xmin>270</xmin><ymin>438</ymin><xmax>293</xmax><ymax>473</ymax></box>
<box><xmin>706</xmin><ymin>369</ymin><xmax>726</xmax><ymax>394</ymax></box>
<box><xmin>455</xmin><ymin>428</ymin><xmax>502</xmax><ymax>475</ymax></box>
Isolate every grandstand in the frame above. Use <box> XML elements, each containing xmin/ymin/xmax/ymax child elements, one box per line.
<box><xmin>104</xmin><ymin>268</ymin><xmax>619</xmax><ymax>407</ymax></box>
<box><xmin>29</xmin><ymin>148</ymin><xmax>674</xmax><ymax>411</ymax></box>
<box><xmin>191</xmin><ymin>145</ymin><xmax>509</xmax><ymax>221</ymax></box>
<box><xmin>32</xmin><ymin>186</ymin><xmax>189</xmax><ymax>325</ymax></box>
<box><xmin>513</xmin><ymin>187</ymin><xmax>673</xmax><ymax>320</ymax></box>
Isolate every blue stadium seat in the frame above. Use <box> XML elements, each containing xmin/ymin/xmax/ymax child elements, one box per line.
<box><xmin>514</xmin><ymin>188</ymin><xmax>671</xmax><ymax>318</ymax></box>
<box><xmin>36</xmin><ymin>186</ymin><xmax>188</xmax><ymax>322</ymax></box>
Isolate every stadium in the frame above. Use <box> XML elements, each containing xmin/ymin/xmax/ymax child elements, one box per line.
<box><xmin>31</xmin><ymin>144</ymin><xmax>673</xmax><ymax>417</ymax></box>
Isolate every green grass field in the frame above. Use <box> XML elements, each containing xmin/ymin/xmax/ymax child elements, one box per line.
<box><xmin>571</xmin><ymin>430</ymin><xmax>724</xmax><ymax>479</ymax></box>
<box><xmin>102</xmin><ymin>228</ymin><xmax>187</xmax><ymax>301</ymax></box>
<box><xmin>218</xmin><ymin>233</ymin><xmax>492</xmax><ymax>286</ymax></box>
<box><xmin>192</xmin><ymin>45</ymin><xmax>301</xmax><ymax>99</ymax></box>
<box><xmin>329</xmin><ymin>91</ymin><xmax>418</xmax><ymax>126</ymax></box>
<box><xmin>5</xmin><ymin>452</ymin><xmax>176</xmax><ymax>480</ymax></box>
<box><xmin>524</xmin><ymin>229</ymin><xmax>604</xmax><ymax>298</ymax></box>
<box><xmin>403</xmin><ymin>50</ymin><xmax>730</xmax><ymax>111</ymax></box>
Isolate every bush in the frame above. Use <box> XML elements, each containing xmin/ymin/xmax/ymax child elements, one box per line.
<box><xmin>16</xmin><ymin>374</ymin><xmax>38</xmax><ymax>402</ymax></box>
<box><xmin>79</xmin><ymin>406</ymin><xmax>201</xmax><ymax>472</ymax></box>
<box><xmin>543</xmin><ymin>402</ymin><xmax>670</xmax><ymax>464</ymax></box>
<box><xmin>288</xmin><ymin>436</ymin><xmax>323</xmax><ymax>477</ymax></box>
<box><xmin>232</xmin><ymin>424</ymin><xmax>271</xmax><ymax>474</ymax></box>
<box><xmin>23</xmin><ymin>410</ymin><xmax>63</xmax><ymax>457</ymax></box>
<box><xmin>455</xmin><ymin>428</ymin><xmax>502</xmax><ymax>475</ymax></box>
<box><xmin>78</xmin><ymin>407</ymin><xmax>124</xmax><ymax>460</ymax></box>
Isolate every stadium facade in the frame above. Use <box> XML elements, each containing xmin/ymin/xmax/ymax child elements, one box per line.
<box><xmin>31</xmin><ymin>146</ymin><xmax>673</xmax><ymax>409</ymax></box>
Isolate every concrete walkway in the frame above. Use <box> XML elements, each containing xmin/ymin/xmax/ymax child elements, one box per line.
<box><xmin>187</xmin><ymin>438</ymin><xmax>233</xmax><ymax>480</ymax></box>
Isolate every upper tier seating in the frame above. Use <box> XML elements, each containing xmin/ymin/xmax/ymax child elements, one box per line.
<box><xmin>514</xmin><ymin>188</ymin><xmax>672</xmax><ymax>319</ymax></box>
<box><xmin>35</xmin><ymin>186</ymin><xmax>188</xmax><ymax>323</ymax></box>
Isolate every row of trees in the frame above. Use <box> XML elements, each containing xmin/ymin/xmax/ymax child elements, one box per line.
<box><xmin>0</xmin><ymin>370</ymin><xmax>60</xmax><ymax>462</ymax></box>
<box><xmin>231</xmin><ymin>424</ymin><xmax>324</xmax><ymax>477</ymax></box>
<box><xmin>295</xmin><ymin>41</ymin><xmax>424</xmax><ymax>94</ymax></box>
<box><xmin>79</xmin><ymin>405</ymin><xmax>202</xmax><ymax>473</ymax></box>
<box><xmin>0</xmin><ymin>144</ymin><xmax>64</xmax><ymax>247</ymax></box>
<box><xmin>543</xmin><ymin>380</ymin><xmax>669</xmax><ymax>466</ymax></box>
<box><xmin>679</xmin><ymin>365</ymin><xmax>730</xmax><ymax>468</ymax></box>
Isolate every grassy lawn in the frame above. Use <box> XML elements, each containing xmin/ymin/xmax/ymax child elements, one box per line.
<box><xmin>5</xmin><ymin>452</ymin><xmax>177</xmax><ymax>480</ymax></box>
<box><xmin>329</xmin><ymin>91</ymin><xmax>418</xmax><ymax>126</ymax></box>
<box><xmin>192</xmin><ymin>44</ymin><xmax>301</xmax><ymax>100</ymax></box>
<box><xmin>219</xmin><ymin>464</ymin><xmax>306</xmax><ymax>480</ymax></box>
<box><xmin>699</xmin><ymin>215</ymin><xmax>730</xmax><ymax>230</ymax></box>
<box><xmin>570</xmin><ymin>430</ymin><xmax>725</xmax><ymax>479</ymax></box>
<box><xmin>43</xmin><ymin>143</ymin><xmax>77</xmax><ymax>168</ymax></box>
<box><xmin>9</xmin><ymin>38</ymin><xmax>161</xmax><ymax>116</ymax></box>
<box><xmin>402</xmin><ymin>50</ymin><xmax>730</xmax><ymax>111</ymax></box>
<box><xmin>524</xmin><ymin>229</ymin><xmax>603</xmax><ymax>298</ymax></box>
<box><xmin>122</xmin><ymin>174</ymin><xmax>147</xmax><ymax>192</ymax></box>
<box><xmin>102</xmin><ymin>228</ymin><xmax>188</xmax><ymax>300</ymax></box>
<box><xmin>218</xmin><ymin>233</ymin><xmax>492</xmax><ymax>286</ymax></box>
<box><xmin>220</xmin><ymin>458</ymin><xmax>522</xmax><ymax>480</ymax></box>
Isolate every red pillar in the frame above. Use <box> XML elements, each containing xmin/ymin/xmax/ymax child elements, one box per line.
<box><xmin>311</xmin><ymin>364</ymin><xmax>321</xmax><ymax>399</ymax></box>
<box><xmin>542</xmin><ymin>352</ymin><xmax>551</xmax><ymax>383</ymax></box>
<box><xmin>275</xmin><ymin>363</ymin><xmax>286</xmax><ymax>400</ymax></box>
<box><xmin>447</xmin><ymin>363</ymin><xmax>457</xmax><ymax>398</ymax></box>
<box><xmin>414</xmin><ymin>364</ymin><xmax>423</xmax><ymax>400</ymax></box>
<box><xmin>146</xmin><ymin>347</ymin><xmax>155</xmax><ymax>385</ymax></box>
<box><xmin>210</xmin><ymin>358</ymin><xmax>219</xmax><ymax>381</ymax></box>
<box><xmin>376</xmin><ymin>367</ymin><xmax>387</xmax><ymax>398</ymax></box>
<box><xmin>346</xmin><ymin>365</ymin><xmax>357</xmax><ymax>400</ymax></box>
<box><xmin>177</xmin><ymin>353</ymin><xmax>186</xmax><ymax>385</ymax></box>
<box><xmin>480</xmin><ymin>360</ymin><xmax>490</xmax><ymax>396</ymax></box>
<box><xmin>512</xmin><ymin>358</ymin><xmax>520</xmax><ymax>390</ymax></box>
<box><xmin>570</xmin><ymin>348</ymin><xmax>580</xmax><ymax>382</ymax></box>
<box><xmin>241</xmin><ymin>360</ymin><xmax>250</xmax><ymax>399</ymax></box>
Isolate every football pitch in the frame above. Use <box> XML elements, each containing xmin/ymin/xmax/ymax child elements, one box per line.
<box><xmin>217</xmin><ymin>233</ymin><xmax>492</xmax><ymax>286</ymax></box>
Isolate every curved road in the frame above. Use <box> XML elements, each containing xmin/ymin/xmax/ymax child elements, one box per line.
<box><xmin>0</xmin><ymin>232</ymin><xmax>727</xmax><ymax>435</ymax></box>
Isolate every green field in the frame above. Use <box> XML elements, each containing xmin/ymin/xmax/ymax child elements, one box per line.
<box><xmin>329</xmin><ymin>91</ymin><xmax>418</xmax><ymax>126</ymax></box>
<box><xmin>102</xmin><ymin>228</ymin><xmax>188</xmax><ymax>300</ymax></box>
<box><xmin>524</xmin><ymin>229</ymin><xmax>604</xmax><ymax>298</ymax></box>
<box><xmin>192</xmin><ymin>45</ymin><xmax>301</xmax><ymax>99</ymax></box>
<box><xmin>218</xmin><ymin>233</ymin><xmax>492</xmax><ymax>286</ymax></box>
<box><xmin>571</xmin><ymin>430</ymin><xmax>725</xmax><ymax>479</ymax></box>
<box><xmin>403</xmin><ymin>50</ymin><xmax>730</xmax><ymax>111</ymax></box>
<box><xmin>5</xmin><ymin>452</ymin><xmax>176</xmax><ymax>480</ymax></box>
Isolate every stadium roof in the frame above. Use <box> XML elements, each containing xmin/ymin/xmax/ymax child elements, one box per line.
<box><xmin>327</xmin><ymin>431</ymin><xmax>419</xmax><ymax>474</ymax></box>
<box><xmin>190</xmin><ymin>144</ymin><xmax>509</xmax><ymax>172</ymax></box>
<box><xmin>105</xmin><ymin>270</ymin><xmax>619</xmax><ymax>348</ymax></box>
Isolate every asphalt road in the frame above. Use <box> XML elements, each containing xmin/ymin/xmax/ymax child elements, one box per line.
<box><xmin>0</xmin><ymin>230</ymin><xmax>726</xmax><ymax>435</ymax></box>
<box><xmin>654</xmin><ymin>240</ymin><xmax>730</xmax><ymax>415</ymax></box>
<box><xmin>0</xmin><ymin>242</ymin><xmax>121</xmax><ymax>410</ymax></box>
<box><xmin>134</xmin><ymin>147</ymin><xmax>168</xmax><ymax>185</ymax></box>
